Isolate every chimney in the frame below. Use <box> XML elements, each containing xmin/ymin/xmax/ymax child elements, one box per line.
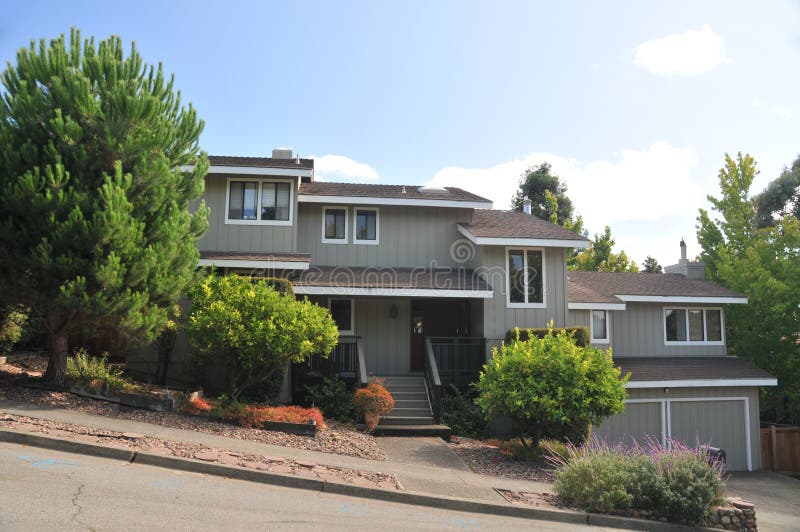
<box><xmin>522</xmin><ymin>196</ymin><xmax>532</xmax><ymax>215</ymax></box>
<box><xmin>272</xmin><ymin>148</ymin><xmax>293</xmax><ymax>159</ymax></box>
<box><xmin>665</xmin><ymin>239</ymin><xmax>705</xmax><ymax>279</ymax></box>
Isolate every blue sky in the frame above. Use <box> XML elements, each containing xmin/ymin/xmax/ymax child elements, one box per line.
<box><xmin>3</xmin><ymin>0</ymin><xmax>799</xmax><ymax>266</ymax></box>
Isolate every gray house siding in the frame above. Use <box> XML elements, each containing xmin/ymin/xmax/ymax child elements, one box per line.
<box><xmin>297</xmin><ymin>204</ymin><xmax>472</xmax><ymax>267</ymax></box>
<box><xmin>198</xmin><ymin>173</ymin><xmax>298</xmax><ymax>253</ymax></box>
<box><xmin>595</xmin><ymin>386</ymin><xmax>760</xmax><ymax>471</ymax></box>
<box><xmin>611</xmin><ymin>302</ymin><xmax>726</xmax><ymax>357</ymax></box>
<box><xmin>567</xmin><ymin>309</ymin><xmax>590</xmax><ymax>328</ymax></box>
<box><xmin>481</xmin><ymin>246</ymin><xmax>569</xmax><ymax>354</ymax></box>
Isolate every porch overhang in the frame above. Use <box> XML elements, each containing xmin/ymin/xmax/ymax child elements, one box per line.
<box><xmin>292</xmin><ymin>266</ymin><xmax>494</xmax><ymax>299</ymax></box>
<box><xmin>198</xmin><ymin>251</ymin><xmax>311</xmax><ymax>270</ymax></box>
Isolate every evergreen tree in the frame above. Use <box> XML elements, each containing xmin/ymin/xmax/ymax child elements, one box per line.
<box><xmin>642</xmin><ymin>256</ymin><xmax>663</xmax><ymax>273</ymax></box>
<box><xmin>572</xmin><ymin>226</ymin><xmax>640</xmax><ymax>272</ymax></box>
<box><xmin>0</xmin><ymin>29</ymin><xmax>209</xmax><ymax>385</ymax></box>
<box><xmin>753</xmin><ymin>154</ymin><xmax>800</xmax><ymax>228</ymax></box>
<box><xmin>512</xmin><ymin>163</ymin><xmax>575</xmax><ymax>225</ymax></box>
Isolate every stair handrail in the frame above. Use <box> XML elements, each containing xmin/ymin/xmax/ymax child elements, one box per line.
<box><xmin>355</xmin><ymin>338</ymin><xmax>368</xmax><ymax>387</ymax></box>
<box><xmin>424</xmin><ymin>337</ymin><xmax>442</xmax><ymax>423</ymax></box>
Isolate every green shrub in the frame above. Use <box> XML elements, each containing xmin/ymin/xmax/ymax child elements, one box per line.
<box><xmin>553</xmin><ymin>439</ymin><xmax>725</xmax><ymax>525</ymax></box>
<box><xmin>66</xmin><ymin>349</ymin><xmax>131</xmax><ymax>391</ymax></box>
<box><xmin>187</xmin><ymin>275</ymin><xmax>339</xmax><ymax>401</ymax></box>
<box><xmin>0</xmin><ymin>307</ymin><xmax>27</xmax><ymax>355</ymax></box>
<box><xmin>440</xmin><ymin>387</ymin><xmax>490</xmax><ymax>439</ymax></box>
<box><xmin>305</xmin><ymin>377</ymin><xmax>356</xmax><ymax>422</ymax></box>
<box><xmin>476</xmin><ymin>328</ymin><xmax>628</xmax><ymax>451</ymax></box>
<box><xmin>504</xmin><ymin>326</ymin><xmax>590</xmax><ymax>347</ymax></box>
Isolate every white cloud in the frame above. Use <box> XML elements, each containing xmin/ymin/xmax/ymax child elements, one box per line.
<box><xmin>425</xmin><ymin>142</ymin><xmax>702</xmax><ymax>234</ymax></box>
<box><xmin>769</xmin><ymin>105</ymin><xmax>793</xmax><ymax>120</ymax></box>
<box><xmin>311</xmin><ymin>154</ymin><xmax>380</xmax><ymax>182</ymax></box>
<box><xmin>634</xmin><ymin>25</ymin><xmax>730</xmax><ymax>76</ymax></box>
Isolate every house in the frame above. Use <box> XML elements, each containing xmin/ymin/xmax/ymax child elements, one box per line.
<box><xmin>128</xmin><ymin>149</ymin><xmax>776</xmax><ymax>470</ymax></box>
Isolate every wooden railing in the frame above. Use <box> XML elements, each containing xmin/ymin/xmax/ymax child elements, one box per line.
<box><xmin>428</xmin><ymin>337</ymin><xmax>486</xmax><ymax>388</ymax></box>
<box><xmin>424</xmin><ymin>337</ymin><xmax>442</xmax><ymax>424</ymax></box>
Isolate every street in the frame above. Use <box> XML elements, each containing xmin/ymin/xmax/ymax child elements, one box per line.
<box><xmin>0</xmin><ymin>442</ymin><xmax>616</xmax><ymax>531</ymax></box>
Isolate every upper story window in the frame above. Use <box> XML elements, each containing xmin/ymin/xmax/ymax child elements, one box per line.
<box><xmin>354</xmin><ymin>208</ymin><xmax>379</xmax><ymax>245</ymax></box>
<box><xmin>226</xmin><ymin>178</ymin><xmax>292</xmax><ymax>226</ymax></box>
<box><xmin>664</xmin><ymin>307</ymin><xmax>723</xmax><ymax>345</ymax></box>
<box><xmin>322</xmin><ymin>206</ymin><xmax>348</xmax><ymax>244</ymax></box>
<box><xmin>591</xmin><ymin>310</ymin><xmax>609</xmax><ymax>344</ymax></box>
<box><xmin>506</xmin><ymin>248</ymin><xmax>545</xmax><ymax>308</ymax></box>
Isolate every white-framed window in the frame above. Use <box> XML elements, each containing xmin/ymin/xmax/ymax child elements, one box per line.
<box><xmin>329</xmin><ymin>298</ymin><xmax>354</xmax><ymax>335</ymax></box>
<box><xmin>225</xmin><ymin>177</ymin><xmax>293</xmax><ymax>226</ymax></box>
<box><xmin>663</xmin><ymin>307</ymin><xmax>724</xmax><ymax>345</ymax></box>
<box><xmin>505</xmin><ymin>247</ymin><xmax>546</xmax><ymax>308</ymax></box>
<box><xmin>591</xmin><ymin>310</ymin><xmax>609</xmax><ymax>344</ymax></box>
<box><xmin>322</xmin><ymin>206</ymin><xmax>349</xmax><ymax>244</ymax></box>
<box><xmin>354</xmin><ymin>208</ymin><xmax>379</xmax><ymax>245</ymax></box>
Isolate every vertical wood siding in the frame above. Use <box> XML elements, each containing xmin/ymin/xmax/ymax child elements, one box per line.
<box><xmin>594</xmin><ymin>402</ymin><xmax>662</xmax><ymax>446</ymax></box>
<box><xmin>296</xmin><ymin>204</ymin><xmax>472</xmax><ymax>267</ymax></box>
<box><xmin>610</xmin><ymin>303</ymin><xmax>726</xmax><ymax>357</ymax></box>
<box><xmin>481</xmin><ymin>246</ymin><xmax>568</xmax><ymax>351</ymax></box>
<box><xmin>197</xmin><ymin>174</ymin><xmax>298</xmax><ymax>253</ymax></box>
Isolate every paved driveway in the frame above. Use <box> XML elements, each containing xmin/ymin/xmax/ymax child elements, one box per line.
<box><xmin>726</xmin><ymin>472</ymin><xmax>800</xmax><ymax>531</ymax></box>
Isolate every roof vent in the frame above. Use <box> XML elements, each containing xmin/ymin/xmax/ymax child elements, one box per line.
<box><xmin>272</xmin><ymin>148</ymin><xmax>293</xmax><ymax>159</ymax></box>
<box><xmin>418</xmin><ymin>185</ymin><xmax>449</xmax><ymax>194</ymax></box>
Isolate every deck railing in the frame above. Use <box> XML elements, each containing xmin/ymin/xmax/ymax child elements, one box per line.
<box><xmin>427</xmin><ymin>337</ymin><xmax>486</xmax><ymax>388</ymax></box>
<box><xmin>306</xmin><ymin>336</ymin><xmax>367</xmax><ymax>386</ymax></box>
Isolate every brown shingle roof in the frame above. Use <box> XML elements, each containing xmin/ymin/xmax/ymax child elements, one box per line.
<box><xmin>459</xmin><ymin>210</ymin><xmax>590</xmax><ymax>242</ymax></box>
<box><xmin>568</xmin><ymin>271</ymin><xmax>745</xmax><ymax>302</ymax></box>
<box><xmin>199</xmin><ymin>251</ymin><xmax>311</xmax><ymax>263</ymax></box>
<box><xmin>209</xmin><ymin>155</ymin><xmax>314</xmax><ymax>170</ymax></box>
<box><xmin>294</xmin><ymin>266</ymin><xmax>492</xmax><ymax>292</ymax></box>
<box><xmin>298</xmin><ymin>182</ymin><xmax>491</xmax><ymax>204</ymax></box>
<box><xmin>615</xmin><ymin>357</ymin><xmax>775</xmax><ymax>382</ymax></box>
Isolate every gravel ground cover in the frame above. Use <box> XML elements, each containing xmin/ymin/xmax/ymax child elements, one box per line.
<box><xmin>0</xmin><ymin>354</ymin><xmax>385</xmax><ymax>461</ymax></box>
<box><xmin>447</xmin><ymin>436</ymin><xmax>556</xmax><ymax>482</ymax></box>
<box><xmin>0</xmin><ymin>412</ymin><xmax>399</xmax><ymax>489</ymax></box>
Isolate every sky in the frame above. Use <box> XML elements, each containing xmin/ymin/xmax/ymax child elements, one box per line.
<box><xmin>3</xmin><ymin>0</ymin><xmax>799</xmax><ymax>267</ymax></box>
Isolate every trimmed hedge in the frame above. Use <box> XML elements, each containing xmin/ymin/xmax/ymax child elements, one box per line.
<box><xmin>505</xmin><ymin>326</ymin><xmax>590</xmax><ymax>347</ymax></box>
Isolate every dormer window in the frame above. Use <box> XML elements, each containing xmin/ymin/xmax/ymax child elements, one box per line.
<box><xmin>225</xmin><ymin>178</ymin><xmax>292</xmax><ymax>225</ymax></box>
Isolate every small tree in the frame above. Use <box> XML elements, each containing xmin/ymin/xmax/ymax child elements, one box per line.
<box><xmin>0</xmin><ymin>29</ymin><xmax>209</xmax><ymax>385</ymax></box>
<box><xmin>475</xmin><ymin>329</ymin><xmax>628</xmax><ymax>450</ymax></box>
<box><xmin>643</xmin><ymin>256</ymin><xmax>663</xmax><ymax>273</ymax></box>
<box><xmin>187</xmin><ymin>275</ymin><xmax>339</xmax><ymax>402</ymax></box>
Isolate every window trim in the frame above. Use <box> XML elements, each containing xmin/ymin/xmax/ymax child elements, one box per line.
<box><xmin>328</xmin><ymin>298</ymin><xmax>355</xmax><ymax>335</ymax></box>
<box><xmin>663</xmin><ymin>306</ymin><xmax>725</xmax><ymax>346</ymax></box>
<box><xmin>353</xmin><ymin>207</ymin><xmax>380</xmax><ymax>245</ymax></box>
<box><xmin>505</xmin><ymin>247</ymin><xmax>546</xmax><ymax>309</ymax></box>
<box><xmin>223</xmin><ymin>177</ymin><xmax>294</xmax><ymax>226</ymax></box>
<box><xmin>590</xmin><ymin>309</ymin><xmax>610</xmax><ymax>344</ymax></box>
<box><xmin>321</xmin><ymin>206</ymin><xmax>349</xmax><ymax>244</ymax></box>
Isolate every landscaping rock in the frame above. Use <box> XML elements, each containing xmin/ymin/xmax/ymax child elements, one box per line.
<box><xmin>194</xmin><ymin>451</ymin><xmax>221</xmax><ymax>462</ymax></box>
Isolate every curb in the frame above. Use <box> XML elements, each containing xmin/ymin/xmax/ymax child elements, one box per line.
<box><xmin>0</xmin><ymin>427</ymin><xmax>712</xmax><ymax>531</ymax></box>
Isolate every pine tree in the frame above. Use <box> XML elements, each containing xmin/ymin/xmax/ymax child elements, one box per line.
<box><xmin>642</xmin><ymin>256</ymin><xmax>663</xmax><ymax>273</ymax></box>
<box><xmin>0</xmin><ymin>29</ymin><xmax>209</xmax><ymax>385</ymax></box>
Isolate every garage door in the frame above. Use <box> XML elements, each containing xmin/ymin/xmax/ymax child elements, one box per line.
<box><xmin>594</xmin><ymin>402</ymin><xmax>663</xmax><ymax>446</ymax></box>
<box><xmin>595</xmin><ymin>397</ymin><xmax>752</xmax><ymax>471</ymax></box>
<box><xmin>670</xmin><ymin>400</ymin><xmax>748</xmax><ymax>471</ymax></box>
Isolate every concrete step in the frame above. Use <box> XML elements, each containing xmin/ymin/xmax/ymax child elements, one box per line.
<box><xmin>383</xmin><ymin>385</ymin><xmax>427</xmax><ymax>393</ymax></box>
<box><xmin>378</xmin><ymin>416</ymin><xmax>434</xmax><ymax>426</ymax></box>
<box><xmin>386</xmin><ymin>407</ymin><xmax>432</xmax><ymax>418</ymax></box>
<box><xmin>392</xmin><ymin>399</ymin><xmax>430</xmax><ymax>409</ymax></box>
<box><xmin>389</xmin><ymin>392</ymin><xmax>428</xmax><ymax>401</ymax></box>
<box><xmin>372</xmin><ymin>424</ymin><xmax>451</xmax><ymax>440</ymax></box>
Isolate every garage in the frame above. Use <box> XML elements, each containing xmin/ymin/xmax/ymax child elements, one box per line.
<box><xmin>592</xmin><ymin>357</ymin><xmax>777</xmax><ymax>472</ymax></box>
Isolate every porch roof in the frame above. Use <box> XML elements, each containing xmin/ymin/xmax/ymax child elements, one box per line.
<box><xmin>198</xmin><ymin>251</ymin><xmax>311</xmax><ymax>270</ymax></box>
<box><xmin>615</xmin><ymin>356</ymin><xmax>777</xmax><ymax>388</ymax></box>
<box><xmin>292</xmin><ymin>266</ymin><xmax>494</xmax><ymax>298</ymax></box>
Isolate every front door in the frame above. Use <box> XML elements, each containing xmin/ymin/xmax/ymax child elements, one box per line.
<box><xmin>409</xmin><ymin>300</ymin><xmax>471</xmax><ymax>372</ymax></box>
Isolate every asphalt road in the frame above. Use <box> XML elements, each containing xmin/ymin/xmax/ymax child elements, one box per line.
<box><xmin>0</xmin><ymin>441</ymin><xmax>618</xmax><ymax>531</ymax></box>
